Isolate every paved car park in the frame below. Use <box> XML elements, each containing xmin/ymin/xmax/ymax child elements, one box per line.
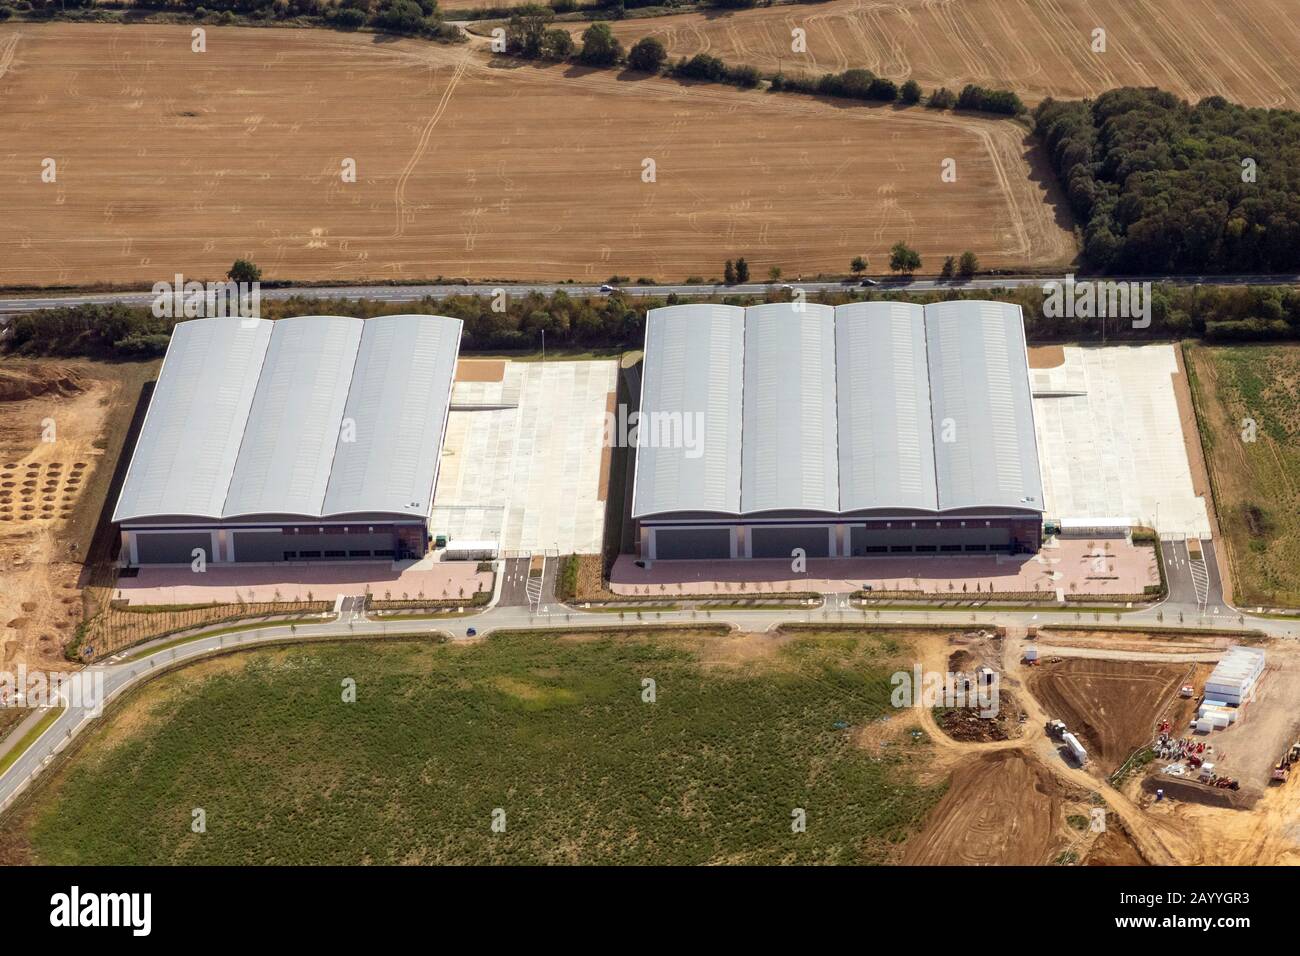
<box><xmin>432</xmin><ymin>359</ymin><xmax>615</xmax><ymax>556</ymax></box>
<box><xmin>1031</xmin><ymin>345</ymin><xmax>1212</xmax><ymax>538</ymax></box>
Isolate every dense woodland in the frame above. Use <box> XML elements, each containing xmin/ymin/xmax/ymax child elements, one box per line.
<box><xmin>1035</xmin><ymin>88</ymin><xmax>1300</xmax><ymax>275</ymax></box>
<box><xmin>8</xmin><ymin>281</ymin><xmax>1299</xmax><ymax>359</ymax></box>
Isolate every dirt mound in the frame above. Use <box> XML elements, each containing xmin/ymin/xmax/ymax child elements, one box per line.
<box><xmin>935</xmin><ymin>690</ymin><xmax>1024</xmax><ymax>742</ymax></box>
<box><xmin>0</xmin><ymin>365</ymin><xmax>86</xmax><ymax>404</ymax></box>
<box><xmin>1027</xmin><ymin>658</ymin><xmax>1192</xmax><ymax>774</ymax></box>
<box><xmin>1143</xmin><ymin>774</ymin><xmax>1255</xmax><ymax>810</ymax></box>
<box><xmin>1086</xmin><ymin>819</ymin><xmax>1150</xmax><ymax>866</ymax></box>
<box><xmin>902</xmin><ymin>750</ymin><xmax>1064</xmax><ymax>865</ymax></box>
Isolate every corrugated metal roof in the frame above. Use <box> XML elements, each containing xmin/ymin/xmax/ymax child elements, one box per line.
<box><xmin>925</xmin><ymin>300</ymin><xmax>1044</xmax><ymax>512</ymax></box>
<box><xmin>741</xmin><ymin>303</ymin><xmax>839</xmax><ymax>513</ymax></box>
<box><xmin>633</xmin><ymin>299</ymin><xmax>1044</xmax><ymax>520</ymax></box>
<box><xmin>834</xmin><ymin>302</ymin><xmax>938</xmax><ymax>512</ymax></box>
<box><xmin>114</xmin><ymin>314</ymin><xmax>462</xmax><ymax>523</ymax></box>
<box><xmin>112</xmin><ymin>318</ymin><xmax>272</xmax><ymax>523</ymax></box>
<box><xmin>223</xmin><ymin>315</ymin><xmax>363</xmax><ymax>518</ymax></box>
<box><xmin>322</xmin><ymin>314</ymin><xmax>462</xmax><ymax>518</ymax></box>
<box><xmin>631</xmin><ymin>305</ymin><xmax>745</xmax><ymax>518</ymax></box>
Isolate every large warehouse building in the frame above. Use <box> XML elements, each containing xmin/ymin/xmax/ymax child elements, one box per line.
<box><xmin>630</xmin><ymin>301</ymin><xmax>1044</xmax><ymax>560</ymax></box>
<box><xmin>113</xmin><ymin>313</ymin><xmax>461</xmax><ymax>565</ymax></box>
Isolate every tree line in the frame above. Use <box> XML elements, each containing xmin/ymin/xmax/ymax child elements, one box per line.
<box><xmin>1035</xmin><ymin>88</ymin><xmax>1300</xmax><ymax>275</ymax></box>
<box><xmin>501</xmin><ymin>9</ymin><xmax>1026</xmax><ymax>114</ymax></box>
<box><xmin>1</xmin><ymin>0</ymin><xmax>461</xmax><ymax>40</ymax></box>
<box><xmin>9</xmin><ymin>280</ymin><xmax>1298</xmax><ymax>360</ymax></box>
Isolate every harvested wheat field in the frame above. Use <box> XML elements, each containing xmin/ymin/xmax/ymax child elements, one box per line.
<box><xmin>901</xmin><ymin>750</ymin><xmax>1066</xmax><ymax>865</ymax></box>
<box><xmin>0</xmin><ymin>23</ymin><xmax>1073</xmax><ymax>286</ymax></box>
<box><xmin>590</xmin><ymin>0</ymin><xmax>1300</xmax><ymax>109</ymax></box>
<box><xmin>1026</xmin><ymin>658</ymin><xmax>1195</xmax><ymax>774</ymax></box>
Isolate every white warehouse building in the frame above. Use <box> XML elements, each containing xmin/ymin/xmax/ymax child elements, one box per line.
<box><xmin>113</xmin><ymin>313</ymin><xmax>462</xmax><ymax>565</ymax></box>
<box><xmin>630</xmin><ymin>300</ymin><xmax>1046</xmax><ymax>560</ymax></box>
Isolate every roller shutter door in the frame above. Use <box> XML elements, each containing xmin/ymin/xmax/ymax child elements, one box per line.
<box><xmin>653</xmin><ymin>528</ymin><xmax>731</xmax><ymax>560</ymax></box>
<box><xmin>134</xmin><ymin>531</ymin><xmax>214</xmax><ymax>565</ymax></box>
<box><xmin>750</xmin><ymin>526</ymin><xmax>831</xmax><ymax>559</ymax></box>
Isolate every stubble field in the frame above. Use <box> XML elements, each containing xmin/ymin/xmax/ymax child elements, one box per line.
<box><xmin>585</xmin><ymin>0</ymin><xmax>1300</xmax><ymax>109</ymax></box>
<box><xmin>0</xmin><ymin>23</ymin><xmax>1073</xmax><ymax>287</ymax></box>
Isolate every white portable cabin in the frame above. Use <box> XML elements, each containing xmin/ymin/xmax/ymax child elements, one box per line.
<box><xmin>1204</xmin><ymin>646</ymin><xmax>1266</xmax><ymax>706</ymax></box>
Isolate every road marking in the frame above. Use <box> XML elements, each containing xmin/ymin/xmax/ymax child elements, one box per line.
<box><xmin>1189</xmin><ymin>554</ymin><xmax>1210</xmax><ymax>608</ymax></box>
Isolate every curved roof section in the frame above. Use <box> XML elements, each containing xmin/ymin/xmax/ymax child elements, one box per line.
<box><xmin>112</xmin><ymin>317</ymin><xmax>272</xmax><ymax>523</ymax></box>
<box><xmin>631</xmin><ymin>305</ymin><xmax>745</xmax><ymax>518</ymax></box>
<box><xmin>321</xmin><ymin>314</ymin><xmax>461</xmax><ymax>518</ymax></box>
<box><xmin>835</xmin><ymin>302</ymin><xmax>938</xmax><ymax>512</ymax></box>
<box><xmin>924</xmin><ymin>300</ymin><xmax>1044</xmax><ymax>512</ymax></box>
<box><xmin>114</xmin><ymin>314</ymin><xmax>463</xmax><ymax>524</ymax></box>
<box><xmin>741</xmin><ymin>303</ymin><xmax>839</xmax><ymax>513</ymax></box>
<box><xmin>632</xmin><ymin>299</ymin><xmax>1044</xmax><ymax>520</ymax></box>
<box><xmin>223</xmin><ymin>315</ymin><xmax>363</xmax><ymax>518</ymax></box>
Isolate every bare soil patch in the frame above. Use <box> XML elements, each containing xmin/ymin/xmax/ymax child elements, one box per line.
<box><xmin>901</xmin><ymin>749</ymin><xmax>1066</xmax><ymax>865</ymax></box>
<box><xmin>1027</xmin><ymin>344</ymin><xmax>1065</xmax><ymax>369</ymax></box>
<box><xmin>0</xmin><ymin>365</ymin><xmax>86</xmax><ymax>403</ymax></box>
<box><xmin>1085</xmin><ymin>817</ymin><xmax>1150</xmax><ymax>866</ymax></box>
<box><xmin>0</xmin><ymin>360</ymin><xmax>156</xmax><ymax>668</ymax></box>
<box><xmin>453</xmin><ymin>359</ymin><xmax>506</xmax><ymax>383</ymax></box>
<box><xmin>1026</xmin><ymin>658</ymin><xmax>1193</xmax><ymax>774</ymax></box>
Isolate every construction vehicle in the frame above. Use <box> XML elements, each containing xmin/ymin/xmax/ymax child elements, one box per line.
<box><xmin>1045</xmin><ymin>719</ymin><xmax>1067</xmax><ymax>740</ymax></box>
<box><xmin>1271</xmin><ymin>741</ymin><xmax>1300</xmax><ymax>783</ymax></box>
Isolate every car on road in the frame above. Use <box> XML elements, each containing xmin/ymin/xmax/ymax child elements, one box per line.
<box><xmin>599</xmin><ymin>284</ymin><xmax>616</xmax><ymax>293</ymax></box>
<box><xmin>859</xmin><ymin>277</ymin><xmax>880</xmax><ymax>286</ymax></box>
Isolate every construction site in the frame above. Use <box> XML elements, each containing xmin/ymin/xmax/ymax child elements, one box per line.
<box><xmin>889</xmin><ymin>622</ymin><xmax>1300</xmax><ymax>865</ymax></box>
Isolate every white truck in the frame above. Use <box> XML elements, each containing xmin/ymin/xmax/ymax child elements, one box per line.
<box><xmin>1062</xmin><ymin>731</ymin><xmax>1088</xmax><ymax>766</ymax></box>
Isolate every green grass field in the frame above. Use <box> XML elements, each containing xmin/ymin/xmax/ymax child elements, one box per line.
<box><xmin>1186</xmin><ymin>344</ymin><xmax>1300</xmax><ymax>607</ymax></box>
<box><xmin>0</xmin><ymin>629</ymin><xmax>943</xmax><ymax>865</ymax></box>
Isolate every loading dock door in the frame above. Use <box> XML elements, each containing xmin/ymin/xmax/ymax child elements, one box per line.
<box><xmin>133</xmin><ymin>531</ymin><xmax>214</xmax><ymax>565</ymax></box>
<box><xmin>750</xmin><ymin>526</ymin><xmax>831</xmax><ymax>559</ymax></box>
<box><xmin>653</xmin><ymin>528</ymin><xmax>731</xmax><ymax>560</ymax></box>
